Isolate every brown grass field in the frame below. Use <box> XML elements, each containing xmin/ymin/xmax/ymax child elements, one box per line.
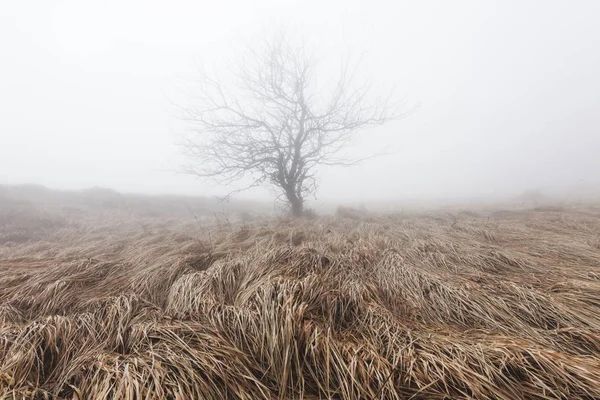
<box><xmin>1</xmin><ymin>187</ymin><xmax>600</xmax><ymax>399</ymax></box>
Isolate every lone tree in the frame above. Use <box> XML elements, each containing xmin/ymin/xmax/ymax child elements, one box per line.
<box><xmin>180</xmin><ymin>33</ymin><xmax>405</xmax><ymax>216</ymax></box>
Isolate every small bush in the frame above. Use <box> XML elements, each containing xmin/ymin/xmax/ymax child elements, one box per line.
<box><xmin>300</xmin><ymin>208</ymin><xmax>318</xmax><ymax>219</ymax></box>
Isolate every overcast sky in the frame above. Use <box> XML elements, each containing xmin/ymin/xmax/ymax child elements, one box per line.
<box><xmin>1</xmin><ymin>0</ymin><xmax>599</xmax><ymax>203</ymax></box>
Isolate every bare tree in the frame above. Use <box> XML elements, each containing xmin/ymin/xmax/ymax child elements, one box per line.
<box><xmin>179</xmin><ymin>33</ymin><xmax>406</xmax><ymax>216</ymax></box>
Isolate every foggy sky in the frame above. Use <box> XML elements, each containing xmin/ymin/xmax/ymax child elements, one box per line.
<box><xmin>1</xmin><ymin>0</ymin><xmax>599</xmax><ymax>203</ymax></box>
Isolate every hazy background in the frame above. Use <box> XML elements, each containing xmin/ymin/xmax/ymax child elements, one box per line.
<box><xmin>1</xmin><ymin>0</ymin><xmax>599</xmax><ymax>205</ymax></box>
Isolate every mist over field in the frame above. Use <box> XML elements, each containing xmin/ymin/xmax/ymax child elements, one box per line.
<box><xmin>2</xmin><ymin>0</ymin><xmax>599</xmax><ymax>204</ymax></box>
<box><xmin>2</xmin><ymin>2</ymin><xmax>600</xmax><ymax>399</ymax></box>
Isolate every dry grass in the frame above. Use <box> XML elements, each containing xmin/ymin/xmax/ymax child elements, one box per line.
<box><xmin>1</xmin><ymin>202</ymin><xmax>600</xmax><ymax>399</ymax></box>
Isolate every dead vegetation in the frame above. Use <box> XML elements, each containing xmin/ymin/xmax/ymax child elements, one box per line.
<box><xmin>0</xmin><ymin>200</ymin><xmax>600</xmax><ymax>399</ymax></box>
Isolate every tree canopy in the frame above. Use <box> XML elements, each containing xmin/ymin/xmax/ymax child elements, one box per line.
<box><xmin>180</xmin><ymin>33</ymin><xmax>406</xmax><ymax>216</ymax></box>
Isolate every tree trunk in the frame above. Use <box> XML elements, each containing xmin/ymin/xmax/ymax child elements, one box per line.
<box><xmin>286</xmin><ymin>191</ymin><xmax>304</xmax><ymax>217</ymax></box>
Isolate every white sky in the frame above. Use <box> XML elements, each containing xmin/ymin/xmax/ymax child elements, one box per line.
<box><xmin>1</xmin><ymin>0</ymin><xmax>599</xmax><ymax>203</ymax></box>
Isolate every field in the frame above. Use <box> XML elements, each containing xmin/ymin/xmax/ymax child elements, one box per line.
<box><xmin>1</xmin><ymin>186</ymin><xmax>600</xmax><ymax>399</ymax></box>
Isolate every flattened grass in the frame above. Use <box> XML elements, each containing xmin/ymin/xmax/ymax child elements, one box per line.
<box><xmin>1</xmin><ymin>207</ymin><xmax>599</xmax><ymax>399</ymax></box>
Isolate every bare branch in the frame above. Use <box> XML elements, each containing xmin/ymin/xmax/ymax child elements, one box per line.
<box><xmin>178</xmin><ymin>32</ymin><xmax>407</xmax><ymax>216</ymax></box>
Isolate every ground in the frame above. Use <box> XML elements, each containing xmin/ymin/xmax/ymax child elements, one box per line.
<box><xmin>0</xmin><ymin>187</ymin><xmax>599</xmax><ymax>399</ymax></box>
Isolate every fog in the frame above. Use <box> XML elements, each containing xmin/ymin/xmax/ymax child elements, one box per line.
<box><xmin>1</xmin><ymin>0</ymin><xmax>599</xmax><ymax>205</ymax></box>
